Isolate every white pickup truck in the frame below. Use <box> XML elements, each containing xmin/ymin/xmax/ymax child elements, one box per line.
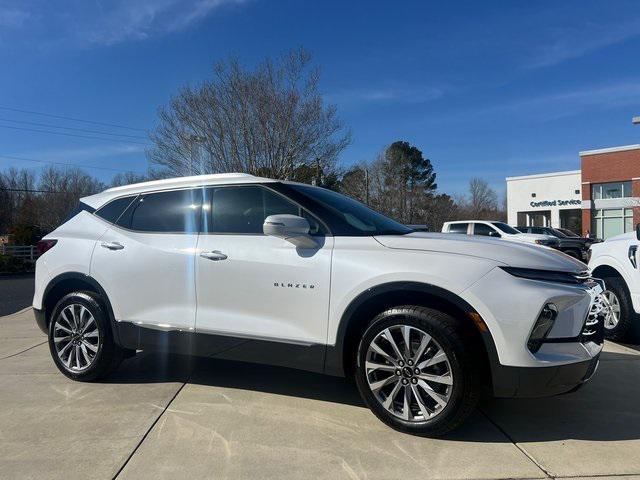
<box><xmin>589</xmin><ymin>228</ymin><xmax>640</xmax><ymax>341</ymax></box>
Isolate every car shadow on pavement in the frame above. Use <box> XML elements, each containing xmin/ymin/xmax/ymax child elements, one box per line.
<box><xmin>478</xmin><ymin>350</ymin><xmax>640</xmax><ymax>443</ymax></box>
<box><xmin>102</xmin><ymin>349</ymin><xmax>640</xmax><ymax>443</ymax></box>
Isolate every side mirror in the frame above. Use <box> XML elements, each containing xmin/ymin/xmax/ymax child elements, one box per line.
<box><xmin>263</xmin><ymin>214</ymin><xmax>318</xmax><ymax>249</ymax></box>
<box><xmin>489</xmin><ymin>231</ymin><xmax>501</xmax><ymax>238</ymax></box>
<box><xmin>636</xmin><ymin>223</ymin><xmax>640</xmax><ymax>241</ymax></box>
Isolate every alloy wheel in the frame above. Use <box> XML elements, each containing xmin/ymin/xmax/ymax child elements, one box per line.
<box><xmin>364</xmin><ymin>325</ymin><xmax>453</xmax><ymax>421</ymax></box>
<box><xmin>603</xmin><ymin>290</ymin><xmax>621</xmax><ymax>330</ymax></box>
<box><xmin>53</xmin><ymin>304</ymin><xmax>101</xmax><ymax>372</ymax></box>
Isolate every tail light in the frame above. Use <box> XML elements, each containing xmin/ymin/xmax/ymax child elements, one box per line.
<box><xmin>36</xmin><ymin>239</ymin><xmax>57</xmax><ymax>256</ymax></box>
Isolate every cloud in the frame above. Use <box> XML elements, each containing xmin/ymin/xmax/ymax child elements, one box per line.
<box><xmin>326</xmin><ymin>86</ymin><xmax>444</xmax><ymax>107</ymax></box>
<box><xmin>0</xmin><ymin>0</ymin><xmax>247</xmax><ymax>48</ymax></box>
<box><xmin>18</xmin><ymin>144</ymin><xmax>146</xmax><ymax>162</ymax></box>
<box><xmin>0</xmin><ymin>6</ymin><xmax>30</xmax><ymax>28</ymax></box>
<box><xmin>85</xmin><ymin>0</ymin><xmax>247</xmax><ymax>46</ymax></box>
<box><xmin>526</xmin><ymin>18</ymin><xmax>640</xmax><ymax>69</ymax></box>
<box><xmin>434</xmin><ymin>80</ymin><xmax>640</xmax><ymax>125</ymax></box>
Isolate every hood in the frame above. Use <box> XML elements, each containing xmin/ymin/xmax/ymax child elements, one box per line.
<box><xmin>518</xmin><ymin>233</ymin><xmax>555</xmax><ymax>241</ymax></box>
<box><xmin>375</xmin><ymin>232</ymin><xmax>586</xmax><ymax>272</ymax></box>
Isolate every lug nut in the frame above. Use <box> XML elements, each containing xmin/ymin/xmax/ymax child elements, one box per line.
<box><xmin>398</xmin><ymin>361</ymin><xmax>404</xmax><ymax>367</ymax></box>
<box><xmin>395</xmin><ymin>369</ymin><xmax>401</xmax><ymax>376</ymax></box>
<box><xmin>414</xmin><ymin>368</ymin><xmax>420</xmax><ymax>374</ymax></box>
<box><xmin>407</xmin><ymin>359</ymin><xmax>413</xmax><ymax>366</ymax></box>
<box><xmin>411</xmin><ymin>378</ymin><xmax>418</xmax><ymax>384</ymax></box>
<box><xmin>402</xmin><ymin>378</ymin><xmax>409</xmax><ymax>385</ymax></box>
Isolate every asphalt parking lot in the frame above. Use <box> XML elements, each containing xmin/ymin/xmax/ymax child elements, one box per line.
<box><xmin>1</xmin><ymin>308</ymin><xmax>640</xmax><ymax>480</ymax></box>
<box><xmin>0</xmin><ymin>273</ymin><xmax>34</xmax><ymax>316</ymax></box>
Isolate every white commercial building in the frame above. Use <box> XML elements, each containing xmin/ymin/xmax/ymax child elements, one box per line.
<box><xmin>506</xmin><ymin>170</ymin><xmax>582</xmax><ymax>231</ymax></box>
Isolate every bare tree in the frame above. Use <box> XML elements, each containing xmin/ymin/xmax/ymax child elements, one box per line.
<box><xmin>0</xmin><ymin>168</ymin><xmax>36</xmax><ymax>234</ymax></box>
<box><xmin>467</xmin><ymin>178</ymin><xmax>498</xmax><ymax>218</ymax></box>
<box><xmin>149</xmin><ymin>48</ymin><xmax>351</xmax><ymax>179</ymax></box>
<box><xmin>340</xmin><ymin>163</ymin><xmax>370</xmax><ymax>204</ymax></box>
<box><xmin>37</xmin><ymin>166</ymin><xmax>104</xmax><ymax>231</ymax></box>
<box><xmin>110</xmin><ymin>171</ymin><xmax>149</xmax><ymax>187</ymax></box>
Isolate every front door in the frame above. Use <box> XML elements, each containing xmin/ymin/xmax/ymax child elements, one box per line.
<box><xmin>195</xmin><ymin>184</ymin><xmax>333</xmax><ymax>345</ymax></box>
<box><xmin>91</xmin><ymin>188</ymin><xmax>201</xmax><ymax>331</ymax></box>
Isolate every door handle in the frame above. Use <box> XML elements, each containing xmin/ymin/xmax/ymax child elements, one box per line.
<box><xmin>200</xmin><ymin>250</ymin><xmax>228</xmax><ymax>261</ymax></box>
<box><xmin>100</xmin><ymin>241</ymin><xmax>124</xmax><ymax>251</ymax></box>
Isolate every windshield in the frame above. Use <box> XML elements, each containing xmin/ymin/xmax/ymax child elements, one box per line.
<box><xmin>491</xmin><ymin>222</ymin><xmax>521</xmax><ymax>235</ymax></box>
<box><xmin>558</xmin><ymin>228</ymin><xmax>579</xmax><ymax>238</ymax></box>
<box><xmin>549</xmin><ymin>228</ymin><xmax>568</xmax><ymax>238</ymax></box>
<box><xmin>290</xmin><ymin>184</ymin><xmax>413</xmax><ymax>235</ymax></box>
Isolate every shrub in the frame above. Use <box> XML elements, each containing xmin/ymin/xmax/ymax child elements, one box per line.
<box><xmin>0</xmin><ymin>254</ymin><xmax>30</xmax><ymax>273</ymax></box>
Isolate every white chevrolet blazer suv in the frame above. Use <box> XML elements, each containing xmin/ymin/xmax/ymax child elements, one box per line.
<box><xmin>34</xmin><ymin>173</ymin><xmax>608</xmax><ymax>436</ymax></box>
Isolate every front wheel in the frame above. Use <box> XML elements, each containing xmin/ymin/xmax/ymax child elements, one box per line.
<box><xmin>48</xmin><ymin>291</ymin><xmax>123</xmax><ymax>381</ymax></box>
<box><xmin>601</xmin><ymin>277</ymin><xmax>634</xmax><ymax>342</ymax></box>
<box><xmin>354</xmin><ymin>306</ymin><xmax>480</xmax><ymax>437</ymax></box>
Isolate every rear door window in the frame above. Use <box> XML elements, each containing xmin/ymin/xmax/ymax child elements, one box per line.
<box><xmin>447</xmin><ymin>223</ymin><xmax>469</xmax><ymax>234</ymax></box>
<box><xmin>119</xmin><ymin>189</ymin><xmax>202</xmax><ymax>233</ymax></box>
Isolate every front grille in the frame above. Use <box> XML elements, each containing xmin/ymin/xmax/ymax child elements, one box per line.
<box><xmin>580</xmin><ymin>292</ymin><xmax>606</xmax><ymax>345</ymax></box>
<box><xmin>573</xmin><ymin>270</ymin><xmax>591</xmax><ymax>282</ymax></box>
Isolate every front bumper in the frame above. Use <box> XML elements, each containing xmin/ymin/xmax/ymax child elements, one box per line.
<box><xmin>464</xmin><ymin>268</ymin><xmax>607</xmax><ymax>398</ymax></box>
<box><xmin>491</xmin><ymin>354</ymin><xmax>600</xmax><ymax>398</ymax></box>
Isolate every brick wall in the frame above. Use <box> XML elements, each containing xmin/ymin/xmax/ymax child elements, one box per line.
<box><xmin>580</xmin><ymin>147</ymin><xmax>640</xmax><ymax>236</ymax></box>
<box><xmin>581</xmin><ymin>148</ymin><xmax>640</xmax><ymax>183</ymax></box>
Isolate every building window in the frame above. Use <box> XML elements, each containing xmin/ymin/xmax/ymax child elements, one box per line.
<box><xmin>592</xmin><ymin>208</ymin><xmax>634</xmax><ymax>239</ymax></box>
<box><xmin>591</xmin><ymin>181</ymin><xmax>632</xmax><ymax>200</ymax></box>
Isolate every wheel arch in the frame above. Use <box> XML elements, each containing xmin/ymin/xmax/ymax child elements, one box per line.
<box><xmin>324</xmin><ymin>281</ymin><xmax>499</xmax><ymax>387</ymax></box>
<box><xmin>40</xmin><ymin>272</ymin><xmax>120</xmax><ymax>343</ymax></box>
<box><xmin>592</xmin><ymin>263</ymin><xmax>625</xmax><ymax>282</ymax></box>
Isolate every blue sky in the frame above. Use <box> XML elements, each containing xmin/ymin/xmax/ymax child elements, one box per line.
<box><xmin>1</xmin><ymin>0</ymin><xmax>640</xmax><ymax>196</ymax></box>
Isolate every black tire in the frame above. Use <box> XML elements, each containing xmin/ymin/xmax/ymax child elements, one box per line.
<box><xmin>48</xmin><ymin>291</ymin><xmax>123</xmax><ymax>381</ymax></box>
<box><xmin>354</xmin><ymin>306</ymin><xmax>480</xmax><ymax>437</ymax></box>
<box><xmin>600</xmin><ymin>276</ymin><xmax>635</xmax><ymax>342</ymax></box>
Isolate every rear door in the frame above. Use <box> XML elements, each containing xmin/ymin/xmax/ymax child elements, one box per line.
<box><xmin>91</xmin><ymin>188</ymin><xmax>201</xmax><ymax>331</ymax></box>
<box><xmin>195</xmin><ymin>184</ymin><xmax>333</xmax><ymax>344</ymax></box>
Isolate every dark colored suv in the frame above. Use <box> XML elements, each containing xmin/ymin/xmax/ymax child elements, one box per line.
<box><xmin>516</xmin><ymin>226</ymin><xmax>592</xmax><ymax>261</ymax></box>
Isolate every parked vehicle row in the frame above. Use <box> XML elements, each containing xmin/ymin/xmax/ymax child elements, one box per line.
<box><xmin>442</xmin><ymin>220</ymin><xmax>560</xmax><ymax>247</ymax></box>
<box><xmin>517</xmin><ymin>226</ymin><xmax>595</xmax><ymax>261</ymax></box>
<box><xmin>34</xmin><ymin>174</ymin><xmax>608</xmax><ymax>437</ymax></box>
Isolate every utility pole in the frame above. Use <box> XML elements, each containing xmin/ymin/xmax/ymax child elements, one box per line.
<box><xmin>365</xmin><ymin>167</ymin><xmax>370</xmax><ymax>205</ymax></box>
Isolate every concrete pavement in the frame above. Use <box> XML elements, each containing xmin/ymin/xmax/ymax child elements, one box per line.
<box><xmin>1</xmin><ymin>308</ymin><xmax>639</xmax><ymax>480</ymax></box>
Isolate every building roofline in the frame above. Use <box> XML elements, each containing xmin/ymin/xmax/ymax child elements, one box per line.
<box><xmin>505</xmin><ymin>170</ymin><xmax>580</xmax><ymax>182</ymax></box>
<box><xmin>579</xmin><ymin>144</ymin><xmax>640</xmax><ymax>156</ymax></box>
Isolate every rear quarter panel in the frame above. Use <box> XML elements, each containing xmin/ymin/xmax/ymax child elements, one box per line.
<box><xmin>33</xmin><ymin>212</ymin><xmax>108</xmax><ymax>309</ymax></box>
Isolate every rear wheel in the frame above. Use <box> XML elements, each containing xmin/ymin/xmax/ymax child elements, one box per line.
<box><xmin>48</xmin><ymin>291</ymin><xmax>123</xmax><ymax>381</ymax></box>
<box><xmin>354</xmin><ymin>306</ymin><xmax>480</xmax><ymax>437</ymax></box>
<box><xmin>600</xmin><ymin>277</ymin><xmax>634</xmax><ymax>342</ymax></box>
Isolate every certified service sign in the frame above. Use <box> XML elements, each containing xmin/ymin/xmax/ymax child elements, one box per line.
<box><xmin>530</xmin><ymin>199</ymin><xmax>581</xmax><ymax>208</ymax></box>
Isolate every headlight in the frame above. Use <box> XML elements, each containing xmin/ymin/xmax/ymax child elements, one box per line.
<box><xmin>527</xmin><ymin>303</ymin><xmax>558</xmax><ymax>353</ymax></box>
<box><xmin>500</xmin><ymin>266</ymin><xmax>587</xmax><ymax>284</ymax></box>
